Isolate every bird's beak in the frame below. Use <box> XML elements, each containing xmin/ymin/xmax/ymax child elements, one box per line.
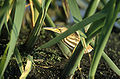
<box><xmin>43</xmin><ymin>27</ymin><xmax>60</xmax><ymax>33</ymax></box>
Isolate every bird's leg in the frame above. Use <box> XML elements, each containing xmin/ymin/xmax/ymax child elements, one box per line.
<box><xmin>78</xmin><ymin>63</ymin><xmax>85</xmax><ymax>79</ymax></box>
<box><xmin>71</xmin><ymin>42</ymin><xmax>84</xmax><ymax>76</ymax></box>
<box><xmin>84</xmin><ymin>46</ymin><xmax>92</xmax><ymax>64</ymax></box>
<box><xmin>88</xmin><ymin>53</ymin><xmax>92</xmax><ymax>64</ymax></box>
<box><xmin>78</xmin><ymin>62</ymin><xmax>82</xmax><ymax>71</ymax></box>
<box><xmin>79</xmin><ymin>36</ymin><xmax>92</xmax><ymax>64</ymax></box>
<box><xmin>71</xmin><ymin>46</ymin><xmax>82</xmax><ymax>71</ymax></box>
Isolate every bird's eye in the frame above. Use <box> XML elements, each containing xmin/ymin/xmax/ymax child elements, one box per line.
<box><xmin>58</xmin><ymin>28</ymin><xmax>62</xmax><ymax>33</ymax></box>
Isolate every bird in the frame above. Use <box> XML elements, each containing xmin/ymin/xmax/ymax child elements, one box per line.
<box><xmin>43</xmin><ymin>26</ymin><xmax>93</xmax><ymax>54</ymax></box>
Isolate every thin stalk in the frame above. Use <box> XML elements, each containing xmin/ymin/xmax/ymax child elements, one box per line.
<box><xmin>84</xmin><ymin>0</ymin><xmax>100</xmax><ymax>18</ymax></box>
<box><xmin>14</xmin><ymin>47</ymin><xmax>24</xmax><ymax>74</ymax></box>
<box><xmin>102</xmin><ymin>52</ymin><xmax>120</xmax><ymax>76</ymax></box>
<box><xmin>89</xmin><ymin>0</ymin><xmax>120</xmax><ymax>78</ymax></box>
<box><xmin>25</xmin><ymin>0</ymin><xmax>52</xmax><ymax>49</ymax></box>
<box><xmin>0</xmin><ymin>0</ymin><xmax>25</xmax><ymax>77</ymax></box>
<box><xmin>84</xmin><ymin>0</ymin><xmax>100</xmax><ymax>31</ymax></box>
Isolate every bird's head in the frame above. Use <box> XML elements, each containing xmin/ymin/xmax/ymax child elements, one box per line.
<box><xmin>43</xmin><ymin>27</ymin><xmax>68</xmax><ymax>33</ymax></box>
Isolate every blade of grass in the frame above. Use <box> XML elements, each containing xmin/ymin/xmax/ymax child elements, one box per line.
<box><xmin>20</xmin><ymin>55</ymin><xmax>33</xmax><ymax>79</ymax></box>
<box><xmin>86</xmin><ymin>18</ymin><xmax>105</xmax><ymax>37</ymax></box>
<box><xmin>25</xmin><ymin>0</ymin><xmax>43</xmax><ymax>48</ymax></box>
<box><xmin>85</xmin><ymin>15</ymin><xmax>120</xmax><ymax>77</ymax></box>
<box><xmin>89</xmin><ymin>0</ymin><xmax>120</xmax><ymax>78</ymax></box>
<box><xmin>68</xmin><ymin>0</ymin><xmax>86</xmax><ymax>38</ymax></box>
<box><xmin>84</xmin><ymin>0</ymin><xmax>100</xmax><ymax>31</ymax></box>
<box><xmin>25</xmin><ymin>0</ymin><xmax>52</xmax><ymax>49</ymax></box>
<box><xmin>0</xmin><ymin>15</ymin><xmax>6</xmax><ymax>35</ymax></box>
<box><xmin>62</xmin><ymin>0</ymin><xmax>70</xmax><ymax>19</ymax></box>
<box><xmin>84</xmin><ymin>0</ymin><xmax>100</xmax><ymax>18</ymax></box>
<box><xmin>57</xmin><ymin>41</ymin><xmax>72</xmax><ymax>58</ymax></box>
<box><xmin>45</xmin><ymin>14</ymin><xmax>56</xmax><ymax>27</ymax></box>
<box><xmin>14</xmin><ymin>47</ymin><xmax>24</xmax><ymax>74</ymax></box>
<box><xmin>87</xmin><ymin>19</ymin><xmax>120</xmax><ymax>76</ymax></box>
<box><xmin>0</xmin><ymin>0</ymin><xmax>10</xmax><ymax>19</ymax></box>
<box><xmin>25</xmin><ymin>13</ymin><xmax>41</xmax><ymax>48</ymax></box>
<box><xmin>68</xmin><ymin>0</ymin><xmax>82</xmax><ymax>22</ymax></box>
<box><xmin>0</xmin><ymin>0</ymin><xmax>25</xmax><ymax>77</ymax></box>
<box><xmin>0</xmin><ymin>0</ymin><xmax>14</xmax><ymax>34</ymax></box>
<box><xmin>68</xmin><ymin>0</ymin><xmax>87</xmax><ymax>38</ymax></box>
<box><xmin>5</xmin><ymin>17</ymin><xmax>10</xmax><ymax>35</ymax></box>
<box><xmin>85</xmin><ymin>2</ymin><xmax>120</xmax><ymax>75</ymax></box>
<box><xmin>84</xmin><ymin>12</ymin><xmax>120</xmax><ymax>76</ymax></box>
<box><xmin>101</xmin><ymin>0</ymin><xmax>107</xmax><ymax>6</ymax></box>
<box><xmin>30</xmin><ymin>0</ymin><xmax>35</xmax><ymax>27</ymax></box>
<box><xmin>0</xmin><ymin>44</ymin><xmax>9</xmax><ymax>76</ymax></box>
<box><xmin>102</xmin><ymin>52</ymin><xmax>120</xmax><ymax>76</ymax></box>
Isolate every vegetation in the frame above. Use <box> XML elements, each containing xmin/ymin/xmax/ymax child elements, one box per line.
<box><xmin>0</xmin><ymin>0</ymin><xmax>120</xmax><ymax>79</ymax></box>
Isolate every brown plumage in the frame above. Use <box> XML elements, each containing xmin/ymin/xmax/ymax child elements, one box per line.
<box><xmin>43</xmin><ymin>27</ymin><xmax>93</xmax><ymax>53</ymax></box>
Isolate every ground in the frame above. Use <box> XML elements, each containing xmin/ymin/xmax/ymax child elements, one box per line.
<box><xmin>1</xmin><ymin>27</ymin><xmax>120</xmax><ymax>79</ymax></box>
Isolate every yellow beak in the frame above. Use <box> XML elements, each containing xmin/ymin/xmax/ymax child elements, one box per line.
<box><xmin>43</xmin><ymin>27</ymin><xmax>61</xmax><ymax>33</ymax></box>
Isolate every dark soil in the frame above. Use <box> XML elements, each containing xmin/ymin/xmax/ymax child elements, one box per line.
<box><xmin>1</xmin><ymin>28</ymin><xmax>120</xmax><ymax>79</ymax></box>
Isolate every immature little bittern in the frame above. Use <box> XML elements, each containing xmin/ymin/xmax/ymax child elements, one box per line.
<box><xmin>44</xmin><ymin>26</ymin><xmax>93</xmax><ymax>73</ymax></box>
<box><xmin>43</xmin><ymin>27</ymin><xmax>93</xmax><ymax>55</ymax></box>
